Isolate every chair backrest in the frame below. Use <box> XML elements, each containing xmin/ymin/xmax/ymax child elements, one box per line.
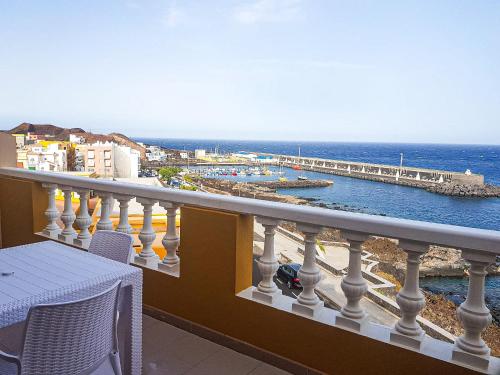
<box><xmin>88</xmin><ymin>230</ymin><xmax>133</xmax><ymax>264</ymax></box>
<box><xmin>19</xmin><ymin>280</ymin><xmax>121</xmax><ymax>375</ymax></box>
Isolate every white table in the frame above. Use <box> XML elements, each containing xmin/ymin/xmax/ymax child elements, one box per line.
<box><xmin>0</xmin><ymin>241</ymin><xmax>143</xmax><ymax>374</ymax></box>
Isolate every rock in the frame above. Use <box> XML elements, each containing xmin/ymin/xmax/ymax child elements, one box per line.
<box><xmin>426</xmin><ymin>183</ymin><xmax>500</xmax><ymax>198</ymax></box>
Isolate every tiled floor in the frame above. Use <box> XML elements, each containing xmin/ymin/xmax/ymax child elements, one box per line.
<box><xmin>143</xmin><ymin>314</ymin><xmax>291</xmax><ymax>375</ymax></box>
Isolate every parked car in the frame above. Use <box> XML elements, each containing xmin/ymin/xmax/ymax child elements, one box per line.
<box><xmin>277</xmin><ymin>263</ymin><xmax>302</xmax><ymax>289</ymax></box>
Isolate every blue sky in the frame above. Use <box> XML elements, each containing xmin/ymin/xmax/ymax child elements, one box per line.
<box><xmin>0</xmin><ymin>1</ymin><xmax>499</xmax><ymax>143</ymax></box>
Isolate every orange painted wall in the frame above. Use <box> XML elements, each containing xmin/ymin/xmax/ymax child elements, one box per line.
<box><xmin>0</xmin><ymin>177</ymin><xmax>47</xmax><ymax>248</ymax></box>
<box><xmin>141</xmin><ymin>206</ymin><xmax>477</xmax><ymax>375</ymax></box>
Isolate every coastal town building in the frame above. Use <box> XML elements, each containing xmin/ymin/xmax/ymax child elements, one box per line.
<box><xmin>16</xmin><ymin>142</ymin><xmax>68</xmax><ymax>172</ymax></box>
<box><xmin>77</xmin><ymin>141</ymin><xmax>140</xmax><ymax>178</ymax></box>
<box><xmin>145</xmin><ymin>145</ymin><xmax>169</xmax><ymax>162</ymax></box>
<box><xmin>0</xmin><ymin>132</ymin><xmax>16</xmax><ymax>168</ymax></box>
<box><xmin>69</xmin><ymin>133</ymin><xmax>85</xmax><ymax>144</ymax></box>
<box><xmin>194</xmin><ymin>149</ymin><xmax>206</xmax><ymax>159</ymax></box>
<box><xmin>12</xmin><ymin>134</ymin><xmax>25</xmax><ymax>148</ymax></box>
<box><xmin>232</xmin><ymin>151</ymin><xmax>258</xmax><ymax>161</ymax></box>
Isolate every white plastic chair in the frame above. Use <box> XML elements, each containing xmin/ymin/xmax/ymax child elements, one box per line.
<box><xmin>89</xmin><ymin>231</ymin><xmax>134</xmax><ymax>264</ymax></box>
<box><xmin>0</xmin><ymin>280</ymin><xmax>122</xmax><ymax>375</ymax></box>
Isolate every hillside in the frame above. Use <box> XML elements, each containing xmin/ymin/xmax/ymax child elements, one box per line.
<box><xmin>9</xmin><ymin>123</ymin><xmax>85</xmax><ymax>136</ymax></box>
<box><xmin>8</xmin><ymin>123</ymin><xmax>146</xmax><ymax>159</ymax></box>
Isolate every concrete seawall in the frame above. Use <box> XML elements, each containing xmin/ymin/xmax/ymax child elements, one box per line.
<box><xmin>257</xmin><ymin>153</ymin><xmax>484</xmax><ymax>188</ymax></box>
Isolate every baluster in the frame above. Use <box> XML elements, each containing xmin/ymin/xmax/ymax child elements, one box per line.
<box><xmin>336</xmin><ymin>231</ymin><xmax>369</xmax><ymax>331</ymax></box>
<box><xmin>135</xmin><ymin>198</ymin><xmax>159</xmax><ymax>266</ymax></box>
<box><xmin>158</xmin><ymin>202</ymin><xmax>181</xmax><ymax>272</ymax></box>
<box><xmin>390</xmin><ymin>240</ymin><xmax>429</xmax><ymax>349</ymax></box>
<box><xmin>42</xmin><ymin>183</ymin><xmax>61</xmax><ymax>238</ymax></box>
<box><xmin>58</xmin><ymin>186</ymin><xmax>77</xmax><ymax>242</ymax></box>
<box><xmin>252</xmin><ymin>217</ymin><xmax>282</xmax><ymax>304</ymax></box>
<box><xmin>115</xmin><ymin>195</ymin><xmax>133</xmax><ymax>234</ymax></box>
<box><xmin>96</xmin><ymin>192</ymin><xmax>114</xmax><ymax>231</ymax></box>
<box><xmin>73</xmin><ymin>189</ymin><xmax>92</xmax><ymax>248</ymax></box>
<box><xmin>292</xmin><ymin>224</ymin><xmax>323</xmax><ymax>317</ymax></box>
<box><xmin>452</xmin><ymin>251</ymin><xmax>496</xmax><ymax>370</ymax></box>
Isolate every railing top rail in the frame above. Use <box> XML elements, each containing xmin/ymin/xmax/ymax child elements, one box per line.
<box><xmin>1</xmin><ymin>167</ymin><xmax>499</xmax><ymax>254</ymax></box>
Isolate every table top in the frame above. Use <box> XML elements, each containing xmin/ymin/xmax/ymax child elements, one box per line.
<box><xmin>0</xmin><ymin>240</ymin><xmax>142</xmax><ymax>328</ymax></box>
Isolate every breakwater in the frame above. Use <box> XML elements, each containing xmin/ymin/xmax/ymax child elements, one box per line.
<box><xmin>259</xmin><ymin>153</ymin><xmax>484</xmax><ymax>189</ymax></box>
<box><xmin>250</xmin><ymin>179</ymin><xmax>333</xmax><ymax>190</ymax></box>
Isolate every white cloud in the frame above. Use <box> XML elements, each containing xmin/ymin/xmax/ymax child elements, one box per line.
<box><xmin>233</xmin><ymin>0</ymin><xmax>302</xmax><ymax>25</ymax></box>
<box><xmin>164</xmin><ymin>1</ymin><xmax>184</xmax><ymax>28</ymax></box>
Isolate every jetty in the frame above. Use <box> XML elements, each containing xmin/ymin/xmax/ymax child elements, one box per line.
<box><xmin>257</xmin><ymin>153</ymin><xmax>484</xmax><ymax>188</ymax></box>
<box><xmin>249</xmin><ymin>179</ymin><xmax>333</xmax><ymax>190</ymax></box>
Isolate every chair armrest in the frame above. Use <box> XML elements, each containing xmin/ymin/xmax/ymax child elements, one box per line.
<box><xmin>0</xmin><ymin>349</ymin><xmax>21</xmax><ymax>373</ymax></box>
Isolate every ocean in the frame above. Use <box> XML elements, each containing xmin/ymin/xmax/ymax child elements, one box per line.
<box><xmin>135</xmin><ymin>138</ymin><xmax>500</xmax><ymax>315</ymax></box>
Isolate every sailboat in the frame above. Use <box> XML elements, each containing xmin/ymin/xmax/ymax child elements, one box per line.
<box><xmin>292</xmin><ymin>146</ymin><xmax>302</xmax><ymax>170</ymax></box>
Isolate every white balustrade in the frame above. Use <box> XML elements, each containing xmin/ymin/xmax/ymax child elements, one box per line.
<box><xmin>58</xmin><ymin>186</ymin><xmax>77</xmax><ymax>243</ymax></box>
<box><xmin>1</xmin><ymin>167</ymin><xmax>500</xmax><ymax>373</ymax></box>
<box><xmin>336</xmin><ymin>231</ymin><xmax>369</xmax><ymax>331</ymax></box>
<box><xmin>73</xmin><ymin>189</ymin><xmax>92</xmax><ymax>248</ymax></box>
<box><xmin>42</xmin><ymin>183</ymin><xmax>60</xmax><ymax>238</ymax></box>
<box><xmin>390</xmin><ymin>240</ymin><xmax>429</xmax><ymax>349</ymax></box>
<box><xmin>115</xmin><ymin>195</ymin><xmax>133</xmax><ymax>234</ymax></box>
<box><xmin>252</xmin><ymin>217</ymin><xmax>282</xmax><ymax>304</ymax></box>
<box><xmin>96</xmin><ymin>192</ymin><xmax>114</xmax><ymax>231</ymax></box>
<box><xmin>452</xmin><ymin>250</ymin><xmax>496</xmax><ymax>370</ymax></box>
<box><xmin>135</xmin><ymin>198</ymin><xmax>159</xmax><ymax>266</ymax></box>
<box><xmin>158</xmin><ymin>201</ymin><xmax>181</xmax><ymax>272</ymax></box>
<box><xmin>292</xmin><ymin>223</ymin><xmax>323</xmax><ymax>317</ymax></box>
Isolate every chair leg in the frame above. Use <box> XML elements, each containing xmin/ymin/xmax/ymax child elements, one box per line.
<box><xmin>109</xmin><ymin>351</ymin><xmax>122</xmax><ymax>375</ymax></box>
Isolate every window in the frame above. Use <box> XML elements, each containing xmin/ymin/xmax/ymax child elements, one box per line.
<box><xmin>88</xmin><ymin>150</ymin><xmax>95</xmax><ymax>159</ymax></box>
<box><xmin>104</xmin><ymin>150</ymin><xmax>111</xmax><ymax>159</ymax></box>
<box><xmin>105</xmin><ymin>159</ymin><xmax>111</xmax><ymax>167</ymax></box>
<box><xmin>87</xmin><ymin>159</ymin><xmax>95</xmax><ymax>167</ymax></box>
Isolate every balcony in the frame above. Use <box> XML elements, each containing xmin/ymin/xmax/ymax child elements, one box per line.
<box><xmin>0</xmin><ymin>167</ymin><xmax>499</xmax><ymax>374</ymax></box>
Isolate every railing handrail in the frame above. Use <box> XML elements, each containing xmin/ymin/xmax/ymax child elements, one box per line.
<box><xmin>1</xmin><ymin>167</ymin><xmax>499</xmax><ymax>254</ymax></box>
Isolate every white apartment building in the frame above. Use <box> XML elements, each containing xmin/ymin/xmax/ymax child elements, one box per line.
<box><xmin>26</xmin><ymin>143</ymin><xmax>67</xmax><ymax>172</ymax></box>
<box><xmin>194</xmin><ymin>149</ymin><xmax>206</xmax><ymax>159</ymax></box>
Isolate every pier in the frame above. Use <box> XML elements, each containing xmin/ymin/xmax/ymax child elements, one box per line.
<box><xmin>258</xmin><ymin>153</ymin><xmax>484</xmax><ymax>188</ymax></box>
<box><xmin>249</xmin><ymin>179</ymin><xmax>333</xmax><ymax>190</ymax></box>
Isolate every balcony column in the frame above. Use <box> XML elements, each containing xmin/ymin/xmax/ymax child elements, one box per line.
<box><xmin>42</xmin><ymin>183</ymin><xmax>60</xmax><ymax>238</ymax></box>
<box><xmin>96</xmin><ymin>192</ymin><xmax>114</xmax><ymax>231</ymax></box>
<box><xmin>158</xmin><ymin>202</ymin><xmax>181</xmax><ymax>273</ymax></box>
<box><xmin>115</xmin><ymin>195</ymin><xmax>133</xmax><ymax>234</ymax></box>
<box><xmin>452</xmin><ymin>251</ymin><xmax>496</xmax><ymax>370</ymax></box>
<box><xmin>73</xmin><ymin>189</ymin><xmax>92</xmax><ymax>248</ymax></box>
<box><xmin>292</xmin><ymin>223</ymin><xmax>323</xmax><ymax>317</ymax></box>
<box><xmin>252</xmin><ymin>217</ymin><xmax>282</xmax><ymax>304</ymax></box>
<box><xmin>58</xmin><ymin>186</ymin><xmax>77</xmax><ymax>243</ymax></box>
<box><xmin>336</xmin><ymin>231</ymin><xmax>369</xmax><ymax>331</ymax></box>
<box><xmin>135</xmin><ymin>198</ymin><xmax>159</xmax><ymax>267</ymax></box>
<box><xmin>390</xmin><ymin>240</ymin><xmax>429</xmax><ymax>349</ymax></box>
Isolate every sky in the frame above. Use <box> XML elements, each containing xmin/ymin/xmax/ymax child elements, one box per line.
<box><xmin>0</xmin><ymin>1</ymin><xmax>499</xmax><ymax>144</ymax></box>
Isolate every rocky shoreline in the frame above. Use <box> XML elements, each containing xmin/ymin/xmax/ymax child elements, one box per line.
<box><xmin>426</xmin><ymin>183</ymin><xmax>500</xmax><ymax>197</ymax></box>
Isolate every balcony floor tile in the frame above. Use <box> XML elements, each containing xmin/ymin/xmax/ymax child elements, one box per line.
<box><xmin>142</xmin><ymin>315</ymin><xmax>291</xmax><ymax>375</ymax></box>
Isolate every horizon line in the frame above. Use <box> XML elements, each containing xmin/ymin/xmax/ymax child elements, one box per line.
<box><xmin>131</xmin><ymin>136</ymin><xmax>500</xmax><ymax>147</ymax></box>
